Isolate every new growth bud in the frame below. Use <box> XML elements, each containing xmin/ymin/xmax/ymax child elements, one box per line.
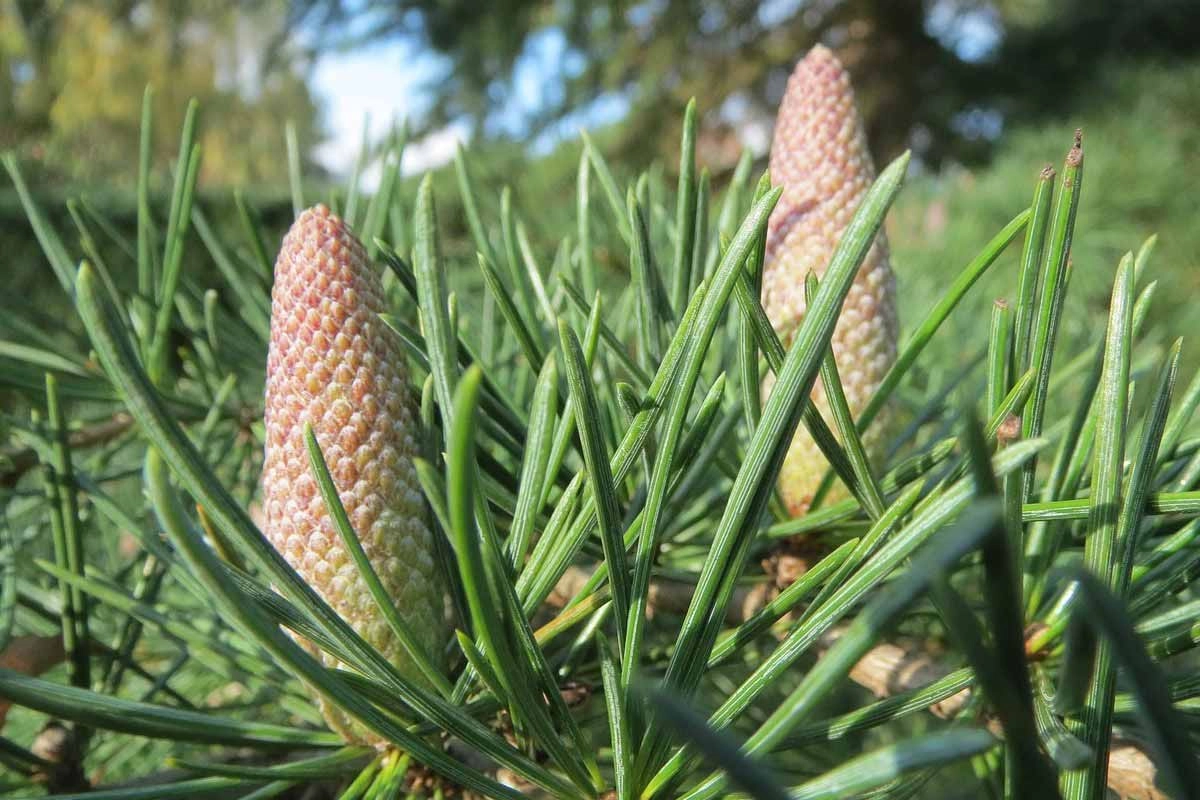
<box><xmin>762</xmin><ymin>45</ymin><xmax>899</xmax><ymax>516</ymax></box>
<box><xmin>263</xmin><ymin>205</ymin><xmax>446</xmax><ymax>742</ymax></box>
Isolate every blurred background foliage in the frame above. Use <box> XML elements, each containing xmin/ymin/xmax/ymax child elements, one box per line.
<box><xmin>1</xmin><ymin>0</ymin><xmax>321</xmax><ymax>187</ymax></box>
<box><xmin>2</xmin><ymin>0</ymin><xmax>1199</xmax><ymax>356</ymax></box>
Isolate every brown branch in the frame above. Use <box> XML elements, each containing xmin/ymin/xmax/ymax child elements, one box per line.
<box><xmin>549</xmin><ymin>565</ymin><xmax>774</xmax><ymax>626</ymax></box>
<box><xmin>0</xmin><ymin>634</ymin><xmax>67</xmax><ymax>727</ymax></box>
<box><xmin>1107</xmin><ymin>744</ymin><xmax>1169</xmax><ymax>800</ymax></box>
<box><xmin>1</xmin><ymin>412</ymin><xmax>133</xmax><ymax>487</ymax></box>
<box><xmin>844</xmin><ymin>640</ymin><xmax>972</xmax><ymax>719</ymax></box>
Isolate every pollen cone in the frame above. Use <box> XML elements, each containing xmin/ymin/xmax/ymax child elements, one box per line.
<box><xmin>762</xmin><ymin>45</ymin><xmax>899</xmax><ymax>516</ymax></box>
<box><xmin>263</xmin><ymin>205</ymin><xmax>446</xmax><ymax>742</ymax></box>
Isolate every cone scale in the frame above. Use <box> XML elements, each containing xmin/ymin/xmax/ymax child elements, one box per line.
<box><xmin>762</xmin><ymin>45</ymin><xmax>899</xmax><ymax>516</ymax></box>
<box><xmin>262</xmin><ymin>205</ymin><xmax>446</xmax><ymax>742</ymax></box>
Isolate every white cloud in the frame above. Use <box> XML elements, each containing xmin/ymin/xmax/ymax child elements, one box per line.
<box><xmin>401</xmin><ymin>120</ymin><xmax>470</xmax><ymax>177</ymax></box>
<box><xmin>311</xmin><ymin>40</ymin><xmax>463</xmax><ymax>188</ymax></box>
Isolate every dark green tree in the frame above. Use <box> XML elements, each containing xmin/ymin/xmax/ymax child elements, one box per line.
<box><xmin>287</xmin><ymin>0</ymin><xmax>1200</xmax><ymax>167</ymax></box>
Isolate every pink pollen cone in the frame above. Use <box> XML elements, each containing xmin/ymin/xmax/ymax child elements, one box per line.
<box><xmin>263</xmin><ymin>204</ymin><xmax>447</xmax><ymax>743</ymax></box>
<box><xmin>762</xmin><ymin>45</ymin><xmax>899</xmax><ymax>516</ymax></box>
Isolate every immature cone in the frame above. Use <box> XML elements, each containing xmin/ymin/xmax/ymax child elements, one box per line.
<box><xmin>762</xmin><ymin>45</ymin><xmax>899</xmax><ymax>516</ymax></box>
<box><xmin>262</xmin><ymin>205</ymin><xmax>446</xmax><ymax>742</ymax></box>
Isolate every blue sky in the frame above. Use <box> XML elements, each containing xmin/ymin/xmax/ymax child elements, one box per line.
<box><xmin>309</xmin><ymin>37</ymin><xmax>459</xmax><ymax>185</ymax></box>
<box><xmin>306</xmin><ymin>3</ymin><xmax>1001</xmax><ymax>186</ymax></box>
<box><xmin>308</xmin><ymin>26</ymin><xmax>629</xmax><ymax>187</ymax></box>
